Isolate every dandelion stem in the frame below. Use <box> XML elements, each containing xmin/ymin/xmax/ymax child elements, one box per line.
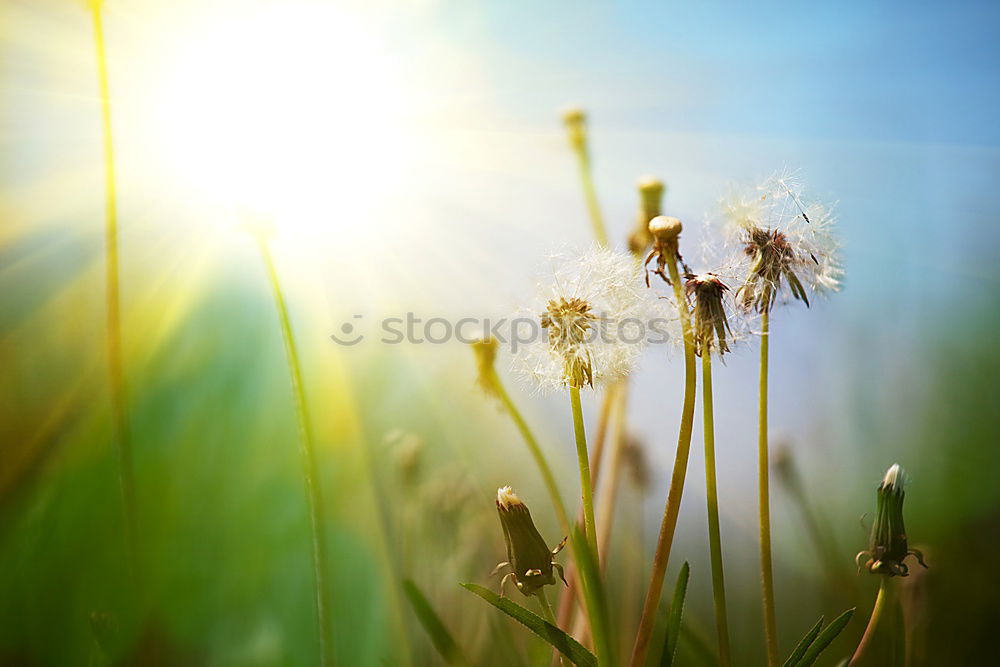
<box><xmin>537</xmin><ymin>590</ymin><xmax>567</xmax><ymax>667</ymax></box>
<box><xmin>537</xmin><ymin>589</ymin><xmax>559</xmax><ymax>627</ymax></box>
<box><xmin>702</xmin><ymin>353</ymin><xmax>732</xmax><ymax>667</ymax></box>
<box><xmin>596</xmin><ymin>381</ymin><xmax>629</xmax><ymax>563</ymax></box>
<box><xmin>571</xmin><ymin>147</ymin><xmax>609</xmax><ymax>246</ymax></box>
<box><xmin>489</xmin><ymin>369</ymin><xmax>571</xmax><ymax>534</ymax></box>
<box><xmin>257</xmin><ymin>239</ymin><xmax>333</xmax><ymax>667</ymax></box>
<box><xmin>554</xmin><ymin>381</ymin><xmax>619</xmax><ymax>644</ymax></box>
<box><xmin>630</xmin><ymin>254</ymin><xmax>698</xmax><ymax>667</ymax></box>
<box><xmin>758</xmin><ymin>306</ymin><xmax>779</xmax><ymax>667</ymax></box>
<box><xmin>90</xmin><ymin>1</ymin><xmax>139</xmax><ymax>582</ymax></box>
<box><xmin>569</xmin><ymin>386</ymin><xmax>599</xmax><ymax>564</ymax></box>
<box><xmin>849</xmin><ymin>578</ymin><xmax>891</xmax><ymax>666</ymax></box>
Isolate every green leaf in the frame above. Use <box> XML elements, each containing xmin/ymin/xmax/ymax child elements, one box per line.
<box><xmin>403</xmin><ymin>579</ymin><xmax>468</xmax><ymax>665</ymax></box>
<box><xmin>461</xmin><ymin>583</ymin><xmax>597</xmax><ymax>667</ymax></box>
<box><xmin>659</xmin><ymin>561</ymin><xmax>691</xmax><ymax>667</ymax></box>
<box><xmin>783</xmin><ymin>616</ymin><xmax>825</xmax><ymax>667</ymax></box>
<box><xmin>796</xmin><ymin>608</ymin><xmax>855</xmax><ymax>667</ymax></box>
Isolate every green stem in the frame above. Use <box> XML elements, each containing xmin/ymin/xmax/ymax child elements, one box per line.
<box><xmin>572</xmin><ymin>147</ymin><xmax>609</xmax><ymax>246</ymax></box>
<box><xmin>490</xmin><ymin>371</ymin><xmax>609</xmax><ymax>663</ymax></box>
<box><xmin>257</xmin><ymin>240</ymin><xmax>333</xmax><ymax>667</ymax></box>
<box><xmin>569</xmin><ymin>386</ymin><xmax>599</xmax><ymax>563</ymax></box>
<box><xmin>90</xmin><ymin>2</ymin><xmax>139</xmax><ymax>582</ymax></box>
<box><xmin>759</xmin><ymin>307</ymin><xmax>778</xmax><ymax>667</ymax></box>
<box><xmin>554</xmin><ymin>382</ymin><xmax>619</xmax><ymax>644</ymax></box>
<box><xmin>702</xmin><ymin>354</ymin><xmax>732</xmax><ymax>667</ymax></box>
<box><xmin>849</xmin><ymin>578</ymin><xmax>891</xmax><ymax>666</ymax></box>
<box><xmin>538</xmin><ymin>590</ymin><xmax>567</xmax><ymax>667</ymax></box>
<box><xmin>630</xmin><ymin>255</ymin><xmax>698</xmax><ymax>667</ymax></box>
<box><xmin>537</xmin><ymin>589</ymin><xmax>558</xmax><ymax>627</ymax></box>
<box><xmin>490</xmin><ymin>370</ymin><xmax>571</xmax><ymax>534</ymax></box>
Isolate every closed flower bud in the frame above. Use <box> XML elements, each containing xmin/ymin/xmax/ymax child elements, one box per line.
<box><xmin>493</xmin><ymin>486</ymin><xmax>567</xmax><ymax>597</ymax></box>
<box><xmin>856</xmin><ymin>464</ymin><xmax>927</xmax><ymax>577</ymax></box>
<box><xmin>629</xmin><ymin>176</ymin><xmax>666</xmax><ymax>254</ymax></box>
<box><xmin>470</xmin><ymin>337</ymin><xmax>500</xmax><ymax>398</ymax></box>
<box><xmin>561</xmin><ymin>107</ymin><xmax>588</xmax><ymax>153</ymax></box>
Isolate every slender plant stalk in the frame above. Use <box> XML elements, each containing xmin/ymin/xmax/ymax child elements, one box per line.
<box><xmin>489</xmin><ymin>369</ymin><xmax>571</xmax><ymax>532</ymax></box>
<box><xmin>90</xmin><ymin>1</ymin><xmax>139</xmax><ymax>580</ymax></box>
<box><xmin>758</xmin><ymin>306</ymin><xmax>779</xmax><ymax>667</ymax></box>
<box><xmin>489</xmin><ymin>369</ymin><xmax>608</xmax><ymax>664</ymax></box>
<box><xmin>571</xmin><ymin>383</ymin><xmax>629</xmax><ymax>646</ymax></box>
<box><xmin>630</xmin><ymin>254</ymin><xmax>697</xmax><ymax>667</ymax></box>
<box><xmin>570</xmin><ymin>146</ymin><xmax>608</xmax><ymax>246</ymax></box>
<box><xmin>537</xmin><ymin>590</ymin><xmax>567</xmax><ymax>667</ymax></box>
<box><xmin>569</xmin><ymin>386</ymin><xmax>599</xmax><ymax>563</ymax></box>
<box><xmin>702</xmin><ymin>354</ymin><xmax>732</xmax><ymax>667</ymax></box>
<box><xmin>596</xmin><ymin>382</ymin><xmax>629</xmax><ymax>564</ymax></box>
<box><xmin>555</xmin><ymin>381</ymin><xmax>618</xmax><ymax>632</ymax></box>
<box><xmin>537</xmin><ymin>589</ymin><xmax>558</xmax><ymax>627</ymax></box>
<box><xmin>849</xmin><ymin>578</ymin><xmax>891</xmax><ymax>666</ymax></box>
<box><xmin>257</xmin><ymin>239</ymin><xmax>333</xmax><ymax>667</ymax></box>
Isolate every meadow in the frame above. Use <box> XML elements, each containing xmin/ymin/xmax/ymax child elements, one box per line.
<box><xmin>2</xmin><ymin>1</ymin><xmax>999</xmax><ymax>665</ymax></box>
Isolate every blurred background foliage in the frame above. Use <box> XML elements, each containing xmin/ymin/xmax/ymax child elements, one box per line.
<box><xmin>3</xmin><ymin>0</ymin><xmax>1000</xmax><ymax>665</ymax></box>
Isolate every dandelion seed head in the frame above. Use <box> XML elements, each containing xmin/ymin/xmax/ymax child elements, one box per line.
<box><xmin>512</xmin><ymin>246</ymin><xmax>659</xmax><ymax>393</ymax></box>
<box><xmin>711</xmin><ymin>170</ymin><xmax>843</xmax><ymax>312</ymax></box>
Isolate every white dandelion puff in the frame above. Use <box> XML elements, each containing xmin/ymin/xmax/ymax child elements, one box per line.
<box><xmin>711</xmin><ymin>170</ymin><xmax>843</xmax><ymax>312</ymax></box>
<box><xmin>512</xmin><ymin>247</ymin><xmax>661</xmax><ymax>393</ymax></box>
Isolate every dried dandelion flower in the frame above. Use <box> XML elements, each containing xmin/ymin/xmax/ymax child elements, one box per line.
<box><xmin>684</xmin><ymin>272</ymin><xmax>734</xmax><ymax>357</ymax></box>
<box><xmin>717</xmin><ymin>172</ymin><xmax>843</xmax><ymax>312</ymax></box>
<box><xmin>629</xmin><ymin>176</ymin><xmax>666</xmax><ymax>254</ymax></box>
<box><xmin>856</xmin><ymin>464</ymin><xmax>927</xmax><ymax>577</ymax></box>
<box><xmin>493</xmin><ymin>486</ymin><xmax>567</xmax><ymax>597</ymax></box>
<box><xmin>513</xmin><ymin>247</ymin><xmax>657</xmax><ymax>392</ymax></box>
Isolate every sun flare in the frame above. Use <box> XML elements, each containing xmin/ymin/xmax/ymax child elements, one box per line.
<box><xmin>151</xmin><ymin>2</ymin><xmax>413</xmax><ymax>240</ymax></box>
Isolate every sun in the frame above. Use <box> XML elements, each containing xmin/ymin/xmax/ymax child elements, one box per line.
<box><xmin>150</xmin><ymin>1</ymin><xmax>413</xmax><ymax>241</ymax></box>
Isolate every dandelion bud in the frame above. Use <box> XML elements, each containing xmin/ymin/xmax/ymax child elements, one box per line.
<box><xmin>856</xmin><ymin>464</ymin><xmax>927</xmax><ymax>577</ymax></box>
<box><xmin>561</xmin><ymin>106</ymin><xmax>588</xmax><ymax>154</ymax></box>
<box><xmin>629</xmin><ymin>176</ymin><xmax>666</xmax><ymax>254</ymax></box>
<box><xmin>470</xmin><ymin>337</ymin><xmax>500</xmax><ymax>397</ymax></box>
<box><xmin>494</xmin><ymin>486</ymin><xmax>567</xmax><ymax>597</ymax></box>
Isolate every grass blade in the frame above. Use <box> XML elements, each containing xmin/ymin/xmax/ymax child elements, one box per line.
<box><xmin>403</xmin><ymin>579</ymin><xmax>468</xmax><ymax>665</ymax></box>
<box><xmin>660</xmin><ymin>561</ymin><xmax>691</xmax><ymax>667</ymax></box>
<box><xmin>783</xmin><ymin>616</ymin><xmax>825</xmax><ymax>667</ymax></box>
<box><xmin>461</xmin><ymin>583</ymin><xmax>597</xmax><ymax>667</ymax></box>
<box><xmin>796</xmin><ymin>608</ymin><xmax>855</xmax><ymax>667</ymax></box>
